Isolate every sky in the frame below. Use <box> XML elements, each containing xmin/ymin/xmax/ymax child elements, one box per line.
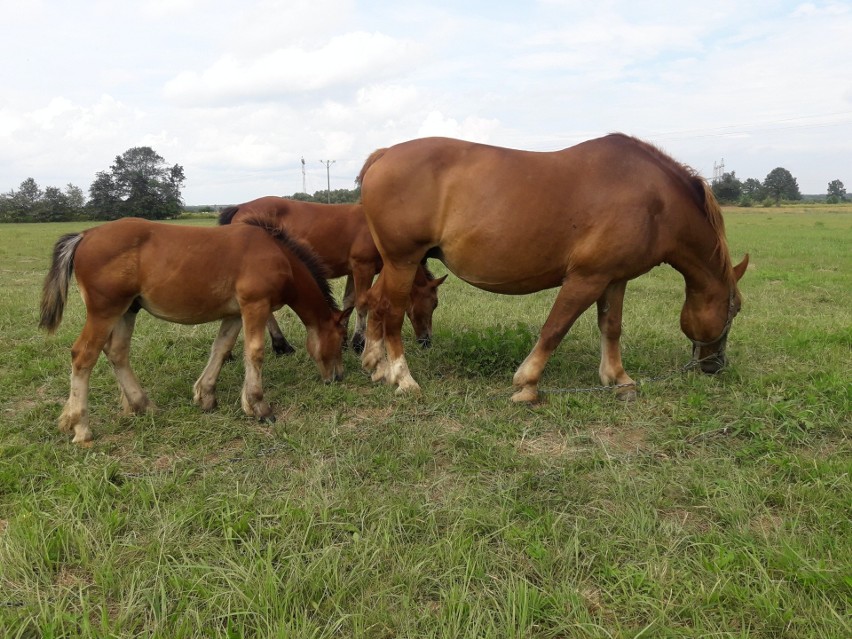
<box><xmin>1</xmin><ymin>0</ymin><xmax>850</xmax><ymax>205</ymax></box>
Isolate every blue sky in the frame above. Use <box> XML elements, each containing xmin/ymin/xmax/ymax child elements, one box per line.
<box><xmin>1</xmin><ymin>0</ymin><xmax>850</xmax><ymax>203</ymax></box>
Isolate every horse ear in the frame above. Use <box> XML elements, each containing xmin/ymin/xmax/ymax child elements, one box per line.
<box><xmin>430</xmin><ymin>274</ymin><xmax>448</xmax><ymax>288</ymax></box>
<box><xmin>733</xmin><ymin>254</ymin><xmax>749</xmax><ymax>282</ymax></box>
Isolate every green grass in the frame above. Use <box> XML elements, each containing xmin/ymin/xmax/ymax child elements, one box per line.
<box><xmin>1</xmin><ymin>207</ymin><xmax>850</xmax><ymax>638</ymax></box>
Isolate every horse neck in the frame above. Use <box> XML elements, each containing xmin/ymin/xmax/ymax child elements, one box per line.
<box><xmin>284</xmin><ymin>252</ymin><xmax>335</xmax><ymax>330</ymax></box>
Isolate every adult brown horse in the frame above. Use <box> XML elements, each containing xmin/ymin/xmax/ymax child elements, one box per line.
<box><xmin>357</xmin><ymin>134</ymin><xmax>749</xmax><ymax>402</ymax></box>
<box><xmin>40</xmin><ymin>218</ymin><xmax>351</xmax><ymax>444</ymax></box>
<box><xmin>218</xmin><ymin>197</ymin><xmax>446</xmax><ymax>354</ymax></box>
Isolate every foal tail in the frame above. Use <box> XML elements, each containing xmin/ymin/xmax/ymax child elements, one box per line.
<box><xmin>218</xmin><ymin>205</ymin><xmax>241</xmax><ymax>225</ymax></box>
<box><xmin>356</xmin><ymin>148</ymin><xmax>388</xmax><ymax>186</ymax></box>
<box><xmin>39</xmin><ymin>233</ymin><xmax>84</xmax><ymax>334</ymax></box>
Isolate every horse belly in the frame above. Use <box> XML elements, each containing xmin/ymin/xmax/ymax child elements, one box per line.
<box><xmin>439</xmin><ymin>243</ymin><xmax>567</xmax><ymax>294</ymax></box>
<box><xmin>139</xmin><ymin>297</ymin><xmax>241</xmax><ymax>325</ymax></box>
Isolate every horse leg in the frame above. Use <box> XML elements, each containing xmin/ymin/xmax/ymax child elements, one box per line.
<box><xmin>512</xmin><ymin>275</ymin><xmax>608</xmax><ymax>403</ymax></box>
<box><xmin>349</xmin><ymin>262</ymin><xmax>375</xmax><ymax>353</ymax></box>
<box><xmin>597</xmin><ymin>280</ymin><xmax>637</xmax><ymax>401</ymax></box>
<box><xmin>102</xmin><ymin>311</ymin><xmax>153</xmax><ymax>415</ymax></box>
<box><xmin>60</xmin><ymin>315</ymin><xmax>117</xmax><ymax>443</ymax></box>
<box><xmin>370</xmin><ymin>263</ymin><xmax>420</xmax><ymax>393</ymax></box>
<box><xmin>361</xmin><ymin>271</ymin><xmax>386</xmax><ymax>374</ymax></box>
<box><xmin>266</xmin><ymin>313</ymin><xmax>296</xmax><ymax>355</ymax></box>
<box><xmin>193</xmin><ymin>316</ymin><xmax>242</xmax><ymax>411</ymax></box>
<box><xmin>240</xmin><ymin>303</ymin><xmax>274</xmax><ymax>421</ymax></box>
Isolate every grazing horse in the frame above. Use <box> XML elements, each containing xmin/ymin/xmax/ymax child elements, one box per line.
<box><xmin>357</xmin><ymin>134</ymin><xmax>749</xmax><ymax>402</ymax></box>
<box><xmin>218</xmin><ymin>197</ymin><xmax>446</xmax><ymax>353</ymax></box>
<box><xmin>39</xmin><ymin>218</ymin><xmax>351</xmax><ymax>444</ymax></box>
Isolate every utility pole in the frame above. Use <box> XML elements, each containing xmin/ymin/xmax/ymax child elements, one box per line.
<box><xmin>301</xmin><ymin>156</ymin><xmax>306</xmax><ymax>194</ymax></box>
<box><xmin>320</xmin><ymin>160</ymin><xmax>335</xmax><ymax>203</ymax></box>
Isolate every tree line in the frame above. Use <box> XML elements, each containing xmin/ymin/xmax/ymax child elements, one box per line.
<box><xmin>2</xmin><ymin>148</ymin><xmax>846</xmax><ymax>222</ymax></box>
<box><xmin>0</xmin><ymin>147</ymin><xmax>185</xmax><ymax>223</ymax></box>
<box><xmin>711</xmin><ymin>166</ymin><xmax>847</xmax><ymax>206</ymax></box>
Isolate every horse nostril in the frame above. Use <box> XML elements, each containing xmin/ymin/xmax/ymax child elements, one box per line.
<box><xmin>417</xmin><ymin>335</ymin><xmax>432</xmax><ymax>349</ymax></box>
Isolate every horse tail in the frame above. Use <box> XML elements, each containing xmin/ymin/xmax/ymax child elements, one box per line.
<box><xmin>218</xmin><ymin>205</ymin><xmax>240</xmax><ymax>225</ymax></box>
<box><xmin>356</xmin><ymin>148</ymin><xmax>388</xmax><ymax>186</ymax></box>
<box><xmin>39</xmin><ymin>233</ymin><xmax>84</xmax><ymax>334</ymax></box>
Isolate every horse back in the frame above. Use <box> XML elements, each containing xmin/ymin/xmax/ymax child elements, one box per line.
<box><xmin>73</xmin><ymin>218</ymin><xmax>293</xmax><ymax>323</ymax></box>
<box><xmin>227</xmin><ymin>197</ymin><xmax>372</xmax><ymax>277</ymax></box>
<box><xmin>359</xmin><ymin>136</ymin><xmax>716</xmax><ymax>292</ymax></box>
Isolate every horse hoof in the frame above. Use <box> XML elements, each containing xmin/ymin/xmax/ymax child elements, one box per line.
<box><xmin>395</xmin><ymin>378</ymin><xmax>421</xmax><ymax>394</ymax></box>
<box><xmin>615</xmin><ymin>386</ymin><xmax>638</xmax><ymax>402</ymax></box>
<box><xmin>511</xmin><ymin>387</ymin><xmax>540</xmax><ymax>404</ymax></box>
<box><xmin>273</xmin><ymin>340</ymin><xmax>296</xmax><ymax>356</ymax></box>
<box><xmin>71</xmin><ymin>426</ymin><xmax>93</xmax><ymax>445</ymax></box>
<box><xmin>258</xmin><ymin>414</ymin><xmax>276</xmax><ymax>423</ymax></box>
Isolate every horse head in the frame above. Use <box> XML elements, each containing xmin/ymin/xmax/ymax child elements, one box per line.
<box><xmin>681</xmin><ymin>254</ymin><xmax>749</xmax><ymax>374</ymax></box>
<box><xmin>407</xmin><ymin>272</ymin><xmax>447</xmax><ymax>348</ymax></box>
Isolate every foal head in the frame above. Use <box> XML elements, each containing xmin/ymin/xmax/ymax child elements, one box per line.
<box><xmin>306</xmin><ymin>307</ymin><xmax>352</xmax><ymax>382</ymax></box>
<box><xmin>406</xmin><ymin>267</ymin><xmax>447</xmax><ymax>348</ymax></box>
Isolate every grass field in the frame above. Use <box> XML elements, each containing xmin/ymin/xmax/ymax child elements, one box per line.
<box><xmin>1</xmin><ymin>205</ymin><xmax>850</xmax><ymax>638</ymax></box>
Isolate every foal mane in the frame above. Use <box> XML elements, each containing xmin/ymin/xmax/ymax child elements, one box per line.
<box><xmin>242</xmin><ymin>218</ymin><xmax>340</xmax><ymax>311</ymax></box>
<box><xmin>609</xmin><ymin>133</ymin><xmax>735</xmax><ymax>285</ymax></box>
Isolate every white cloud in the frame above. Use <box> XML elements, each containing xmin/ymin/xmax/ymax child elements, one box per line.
<box><xmin>163</xmin><ymin>31</ymin><xmax>418</xmax><ymax>105</ymax></box>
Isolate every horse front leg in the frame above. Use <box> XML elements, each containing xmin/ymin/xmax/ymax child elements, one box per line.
<box><xmin>597</xmin><ymin>280</ymin><xmax>637</xmax><ymax>401</ymax></box>
<box><xmin>102</xmin><ymin>311</ymin><xmax>154</xmax><ymax>416</ymax></box>
<box><xmin>512</xmin><ymin>275</ymin><xmax>608</xmax><ymax>403</ymax></box>
<box><xmin>240</xmin><ymin>305</ymin><xmax>274</xmax><ymax>421</ymax></box>
<box><xmin>193</xmin><ymin>316</ymin><xmax>242</xmax><ymax>412</ymax></box>
<box><xmin>61</xmin><ymin>315</ymin><xmax>117</xmax><ymax>444</ymax></box>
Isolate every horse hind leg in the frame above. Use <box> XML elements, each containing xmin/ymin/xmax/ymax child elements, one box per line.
<box><xmin>512</xmin><ymin>274</ymin><xmax>609</xmax><ymax>403</ymax></box>
<box><xmin>60</xmin><ymin>314</ymin><xmax>119</xmax><ymax>443</ymax></box>
<box><xmin>596</xmin><ymin>280</ymin><xmax>637</xmax><ymax>401</ymax></box>
<box><xmin>366</xmin><ymin>264</ymin><xmax>421</xmax><ymax>394</ymax></box>
<box><xmin>193</xmin><ymin>316</ymin><xmax>242</xmax><ymax>411</ymax></box>
<box><xmin>266</xmin><ymin>313</ymin><xmax>296</xmax><ymax>355</ymax></box>
<box><xmin>349</xmin><ymin>265</ymin><xmax>374</xmax><ymax>354</ymax></box>
<box><xmin>102</xmin><ymin>311</ymin><xmax>154</xmax><ymax>415</ymax></box>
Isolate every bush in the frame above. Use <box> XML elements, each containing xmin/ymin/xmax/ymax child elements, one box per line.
<box><xmin>738</xmin><ymin>196</ymin><xmax>754</xmax><ymax>208</ymax></box>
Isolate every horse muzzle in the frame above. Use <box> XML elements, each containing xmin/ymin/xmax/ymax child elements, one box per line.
<box><xmin>699</xmin><ymin>353</ymin><xmax>726</xmax><ymax>374</ymax></box>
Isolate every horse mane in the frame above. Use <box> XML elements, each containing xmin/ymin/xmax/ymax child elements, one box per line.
<box><xmin>607</xmin><ymin>133</ymin><xmax>735</xmax><ymax>285</ymax></box>
<box><xmin>356</xmin><ymin>148</ymin><xmax>388</xmax><ymax>186</ymax></box>
<box><xmin>218</xmin><ymin>205</ymin><xmax>240</xmax><ymax>226</ymax></box>
<box><xmin>242</xmin><ymin>218</ymin><xmax>339</xmax><ymax>311</ymax></box>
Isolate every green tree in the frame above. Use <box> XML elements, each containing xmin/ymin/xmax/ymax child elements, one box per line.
<box><xmin>763</xmin><ymin>167</ymin><xmax>801</xmax><ymax>204</ymax></box>
<box><xmin>741</xmin><ymin>178</ymin><xmax>764</xmax><ymax>201</ymax></box>
<box><xmin>826</xmin><ymin>179</ymin><xmax>846</xmax><ymax>203</ymax></box>
<box><xmin>711</xmin><ymin>171</ymin><xmax>742</xmax><ymax>204</ymax></box>
<box><xmin>87</xmin><ymin>147</ymin><xmax>185</xmax><ymax>220</ymax></box>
